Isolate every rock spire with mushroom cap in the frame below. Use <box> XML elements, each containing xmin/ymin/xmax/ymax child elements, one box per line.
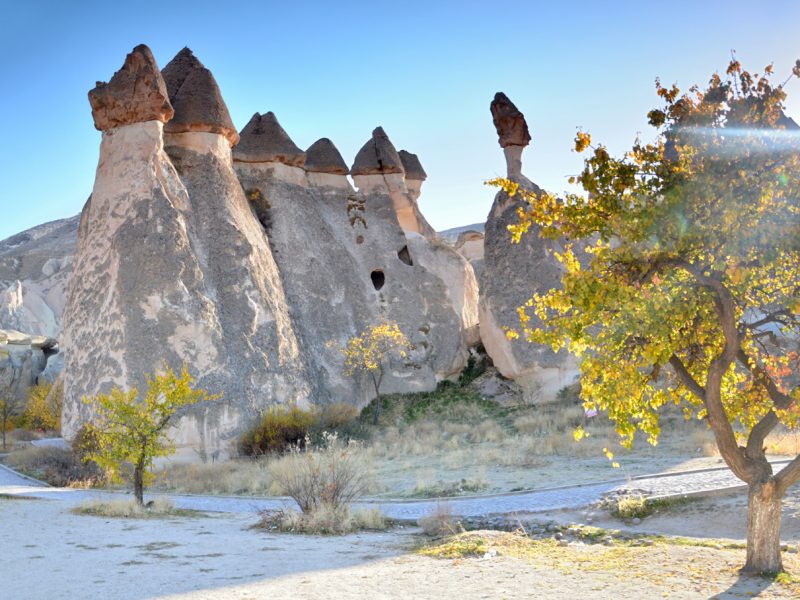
<box><xmin>161</xmin><ymin>47</ymin><xmax>239</xmax><ymax>147</ymax></box>
<box><xmin>88</xmin><ymin>44</ymin><xmax>173</xmax><ymax>131</ymax></box>
<box><xmin>490</xmin><ymin>92</ymin><xmax>530</xmax><ymax>177</ymax></box>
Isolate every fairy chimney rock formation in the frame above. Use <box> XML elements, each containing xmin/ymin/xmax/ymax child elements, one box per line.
<box><xmin>88</xmin><ymin>45</ymin><xmax>173</xmax><ymax>131</ymax></box>
<box><xmin>161</xmin><ymin>47</ymin><xmax>239</xmax><ymax>147</ymax></box>
<box><xmin>479</xmin><ymin>93</ymin><xmax>578</xmax><ymax>404</ymax></box>
<box><xmin>352</xmin><ymin>129</ymin><xmax>434</xmax><ymax>236</ymax></box>
<box><xmin>490</xmin><ymin>92</ymin><xmax>530</xmax><ymax>178</ymax></box>
<box><xmin>63</xmin><ymin>46</ymin><xmax>311</xmax><ymax>456</ymax></box>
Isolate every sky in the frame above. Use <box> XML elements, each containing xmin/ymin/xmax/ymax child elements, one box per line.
<box><xmin>1</xmin><ymin>0</ymin><xmax>799</xmax><ymax>240</ymax></box>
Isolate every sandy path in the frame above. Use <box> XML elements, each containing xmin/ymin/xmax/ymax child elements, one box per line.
<box><xmin>2</xmin><ymin>497</ymin><xmax>798</xmax><ymax>600</ymax></box>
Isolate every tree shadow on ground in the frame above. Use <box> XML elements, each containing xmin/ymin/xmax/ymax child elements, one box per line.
<box><xmin>711</xmin><ymin>572</ymin><xmax>777</xmax><ymax>599</ymax></box>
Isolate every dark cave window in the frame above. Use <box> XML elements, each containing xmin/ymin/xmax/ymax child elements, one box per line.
<box><xmin>397</xmin><ymin>245</ymin><xmax>413</xmax><ymax>266</ymax></box>
<box><xmin>370</xmin><ymin>270</ymin><xmax>385</xmax><ymax>290</ymax></box>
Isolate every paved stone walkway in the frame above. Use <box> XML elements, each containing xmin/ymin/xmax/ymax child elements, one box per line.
<box><xmin>2</xmin><ymin>459</ymin><xmax>792</xmax><ymax>521</ymax></box>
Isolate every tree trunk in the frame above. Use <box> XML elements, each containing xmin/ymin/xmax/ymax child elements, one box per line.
<box><xmin>371</xmin><ymin>370</ymin><xmax>383</xmax><ymax>426</ymax></box>
<box><xmin>743</xmin><ymin>479</ymin><xmax>783</xmax><ymax>574</ymax></box>
<box><xmin>133</xmin><ymin>459</ymin><xmax>145</xmax><ymax>506</ymax></box>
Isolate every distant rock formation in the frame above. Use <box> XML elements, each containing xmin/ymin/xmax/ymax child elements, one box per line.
<box><xmin>0</xmin><ymin>329</ymin><xmax>58</xmax><ymax>404</ymax></box>
<box><xmin>479</xmin><ymin>92</ymin><xmax>578</xmax><ymax>403</ymax></box>
<box><xmin>60</xmin><ymin>44</ymin><xmax>478</xmax><ymax>458</ymax></box>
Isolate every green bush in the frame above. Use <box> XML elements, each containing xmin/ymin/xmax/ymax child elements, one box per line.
<box><xmin>239</xmin><ymin>405</ymin><xmax>316</xmax><ymax>456</ymax></box>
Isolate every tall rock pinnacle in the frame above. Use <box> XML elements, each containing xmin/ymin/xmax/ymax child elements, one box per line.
<box><xmin>490</xmin><ymin>92</ymin><xmax>530</xmax><ymax>177</ymax></box>
<box><xmin>161</xmin><ymin>47</ymin><xmax>239</xmax><ymax>147</ymax></box>
<box><xmin>88</xmin><ymin>44</ymin><xmax>174</xmax><ymax>131</ymax></box>
<box><xmin>351</xmin><ymin>127</ymin><xmax>405</xmax><ymax>175</ymax></box>
<box><xmin>233</xmin><ymin>112</ymin><xmax>305</xmax><ymax>166</ymax></box>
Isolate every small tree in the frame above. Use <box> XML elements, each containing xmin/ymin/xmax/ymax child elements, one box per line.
<box><xmin>490</xmin><ymin>59</ymin><xmax>800</xmax><ymax>572</ymax></box>
<box><xmin>0</xmin><ymin>390</ymin><xmax>21</xmax><ymax>450</ymax></box>
<box><xmin>82</xmin><ymin>365</ymin><xmax>217</xmax><ymax>505</ymax></box>
<box><xmin>340</xmin><ymin>321</ymin><xmax>412</xmax><ymax>425</ymax></box>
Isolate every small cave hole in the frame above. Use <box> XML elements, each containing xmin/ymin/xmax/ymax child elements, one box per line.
<box><xmin>397</xmin><ymin>245</ymin><xmax>413</xmax><ymax>266</ymax></box>
<box><xmin>370</xmin><ymin>270</ymin><xmax>385</xmax><ymax>291</ymax></box>
<box><xmin>356</xmin><ymin>235</ymin><xmax>364</xmax><ymax>245</ymax></box>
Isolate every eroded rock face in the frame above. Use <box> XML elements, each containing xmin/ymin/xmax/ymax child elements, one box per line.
<box><xmin>0</xmin><ymin>216</ymin><xmax>78</xmax><ymax>341</ymax></box>
<box><xmin>88</xmin><ymin>45</ymin><xmax>174</xmax><ymax>131</ymax></box>
<box><xmin>0</xmin><ymin>328</ymin><xmax>57</xmax><ymax>405</ymax></box>
<box><xmin>235</xmin><ymin>124</ymin><xmax>475</xmax><ymax>402</ymax></box>
<box><xmin>479</xmin><ymin>93</ymin><xmax>578</xmax><ymax>403</ymax></box>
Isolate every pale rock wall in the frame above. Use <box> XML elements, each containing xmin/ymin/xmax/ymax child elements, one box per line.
<box><xmin>479</xmin><ymin>182</ymin><xmax>579</xmax><ymax>404</ymax></box>
<box><xmin>163</xmin><ymin>130</ymin><xmax>311</xmax><ymax>459</ymax></box>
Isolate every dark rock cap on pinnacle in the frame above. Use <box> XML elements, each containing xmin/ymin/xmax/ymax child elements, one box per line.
<box><xmin>490</xmin><ymin>92</ymin><xmax>531</xmax><ymax>148</ymax></box>
<box><xmin>232</xmin><ymin>112</ymin><xmax>306</xmax><ymax>166</ymax></box>
<box><xmin>304</xmin><ymin>138</ymin><xmax>350</xmax><ymax>175</ymax></box>
<box><xmin>161</xmin><ymin>47</ymin><xmax>239</xmax><ymax>146</ymax></box>
<box><xmin>350</xmin><ymin>127</ymin><xmax>405</xmax><ymax>176</ymax></box>
<box><xmin>88</xmin><ymin>44</ymin><xmax>174</xmax><ymax>131</ymax></box>
<box><xmin>398</xmin><ymin>150</ymin><xmax>427</xmax><ymax>181</ymax></box>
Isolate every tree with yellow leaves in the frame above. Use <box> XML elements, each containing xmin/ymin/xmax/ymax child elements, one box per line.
<box><xmin>81</xmin><ymin>365</ymin><xmax>218</xmax><ymax>505</ymax></box>
<box><xmin>490</xmin><ymin>58</ymin><xmax>800</xmax><ymax>573</ymax></box>
<box><xmin>340</xmin><ymin>321</ymin><xmax>413</xmax><ymax>425</ymax></box>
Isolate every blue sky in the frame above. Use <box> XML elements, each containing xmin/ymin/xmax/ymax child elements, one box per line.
<box><xmin>1</xmin><ymin>0</ymin><xmax>799</xmax><ymax>240</ymax></box>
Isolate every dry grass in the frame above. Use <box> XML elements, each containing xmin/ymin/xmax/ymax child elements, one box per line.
<box><xmin>418</xmin><ymin>501</ymin><xmax>462</xmax><ymax>537</ymax></box>
<box><xmin>765</xmin><ymin>428</ymin><xmax>800</xmax><ymax>456</ymax></box>
<box><xmin>255</xmin><ymin>505</ymin><xmax>388</xmax><ymax>535</ymax></box>
<box><xmin>153</xmin><ymin>460</ymin><xmax>278</xmax><ymax>495</ymax></box>
<box><xmin>4</xmin><ymin>445</ymin><xmax>103</xmax><ymax>487</ymax></box>
<box><xmin>72</xmin><ymin>497</ymin><xmax>199</xmax><ymax>518</ymax></box>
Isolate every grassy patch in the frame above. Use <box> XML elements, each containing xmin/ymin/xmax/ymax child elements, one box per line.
<box><xmin>606</xmin><ymin>494</ymin><xmax>695</xmax><ymax>520</ymax></box>
<box><xmin>420</xmin><ymin>533</ymin><xmax>489</xmax><ymax>558</ymax></box>
<box><xmin>72</xmin><ymin>498</ymin><xmax>203</xmax><ymax>519</ymax></box>
<box><xmin>254</xmin><ymin>505</ymin><xmax>390</xmax><ymax>535</ymax></box>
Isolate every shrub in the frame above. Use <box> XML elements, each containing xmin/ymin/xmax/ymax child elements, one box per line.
<box><xmin>239</xmin><ymin>405</ymin><xmax>316</xmax><ymax>456</ymax></box>
<box><xmin>269</xmin><ymin>432</ymin><xmax>370</xmax><ymax>513</ymax></box>
<box><xmin>5</xmin><ymin>446</ymin><xmax>103</xmax><ymax>487</ymax></box>
<box><xmin>71</xmin><ymin>424</ymin><xmax>102</xmax><ymax>463</ymax></box>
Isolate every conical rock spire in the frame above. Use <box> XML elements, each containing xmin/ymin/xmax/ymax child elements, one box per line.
<box><xmin>161</xmin><ymin>47</ymin><xmax>239</xmax><ymax>146</ymax></box>
<box><xmin>233</xmin><ymin>112</ymin><xmax>305</xmax><ymax>166</ymax></box>
<box><xmin>305</xmin><ymin>138</ymin><xmax>349</xmax><ymax>174</ymax></box>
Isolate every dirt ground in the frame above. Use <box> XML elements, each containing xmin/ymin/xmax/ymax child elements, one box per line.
<box><xmin>5</xmin><ymin>489</ymin><xmax>800</xmax><ymax>599</ymax></box>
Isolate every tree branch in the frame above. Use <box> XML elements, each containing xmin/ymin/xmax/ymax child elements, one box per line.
<box><xmin>668</xmin><ymin>354</ymin><xmax>705</xmax><ymax>400</ymax></box>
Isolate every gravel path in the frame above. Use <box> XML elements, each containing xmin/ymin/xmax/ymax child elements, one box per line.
<box><xmin>2</xmin><ymin>459</ymin><xmax>791</xmax><ymax>520</ymax></box>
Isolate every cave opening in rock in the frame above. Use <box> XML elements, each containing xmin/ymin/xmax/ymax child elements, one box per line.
<box><xmin>370</xmin><ymin>270</ymin><xmax>385</xmax><ymax>290</ymax></box>
<box><xmin>397</xmin><ymin>245</ymin><xmax>413</xmax><ymax>266</ymax></box>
